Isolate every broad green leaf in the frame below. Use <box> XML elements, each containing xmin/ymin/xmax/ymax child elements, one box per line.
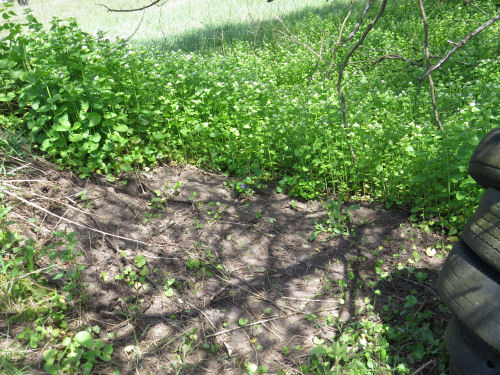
<box><xmin>53</xmin><ymin>114</ymin><xmax>71</xmax><ymax>132</ymax></box>
<box><xmin>0</xmin><ymin>92</ymin><xmax>15</xmax><ymax>102</ymax></box>
<box><xmin>89</xmin><ymin>133</ymin><xmax>101</xmax><ymax>143</ymax></box>
<box><xmin>43</xmin><ymin>349</ymin><xmax>57</xmax><ymax>360</ymax></box>
<box><xmin>114</xmin><ymin>124</ymin><xmax>129</xmax><ymax>132</ymax></box>
<box><xmin>87</xmin><ymin>112</ymin><xmax>101</xmax><ymax>127</ymax></box>
<box><xmin>310</xmin><ymin>345</ymin><xmax>327</xmax><ymax>356</ymax></box>
<box><xmin>134</xmin><ymin>254</ymin><xmax>146</xmax><ymax>268</ymax></box>
<box><xmin>82</xmin><ymin>361</ymin><xmax>93</xmax><ymax>375</ymax></box>
<box><xmin>103</xmin><ymin>343</ymin><xmax>114</xmax><ymax>355</ymax></box>
<box><xmin>69</xmin><ymin>132</ymin><xmax>85</xmax><ymax>142</ymax></box>
<box><xmin>74</xmin><ymin>331</ymin><xmax>94</xmax><ymax>349</ymax></box>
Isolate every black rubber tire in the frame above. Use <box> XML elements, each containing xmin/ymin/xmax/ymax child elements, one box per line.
<box><xmin>449</xmin><ymin>361</ymin><xmax>468</xmax><ymax>375</ymax></box>
<box><xmin>445</xmin><ymin>318</ymin><xmax>500</xmax><ymax>375</ymax></box>
<box><xmin>462</xmin><ymin>188</ymin><xmax>500</xmax><ymax>273</ymax></box>
<box><xmin>437</xmin><ymin>241</ymin><xmax>500</xmax><ymax>356</ymax></box>
<box><xmin>469</xmin><ymin>128</ymin><xmax>500</xmax><ymax>190</ymax></box>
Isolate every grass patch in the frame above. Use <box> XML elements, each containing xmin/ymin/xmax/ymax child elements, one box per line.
<box><xmin>15</xmin><ymin>0</ymin><xmax>337</xmax><ymax>48</ymax></box>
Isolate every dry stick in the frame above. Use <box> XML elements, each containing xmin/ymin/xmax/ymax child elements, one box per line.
<box><xmin>0</xmin><ymin>188</ymin><xmax>149</xmax><ymax>246</ymax></box>
<box><xmin>419</xmin><ymin>12</ymin><xmax>500</xmax><ymax>81</ymax></box>
<box><xmin>3</xmin><ymin>182</ymin><xmax>95</xmax><ymax>218</ymax></box>
<box><xmin>207</xmin><ymin>316</ymin><xmax>284</xmax><ymax>338</ymax></box>
<box><xmin>342</xmin><ymin>0</ymin><xmax>376</xmax><ymax>45</ymax></box>
<box><xmin>417</xmin><ymin>0</ymin><xmax>443</xmax><ymax>131</ymax></box>
<box><xmin>370</xmin><ymin>54</ymin><xmax>421</xmax><ymax>67</ymax></box>
<box><xmin>124</xmin><ymin>9</ymin><xmax>146</xmax><ymax>43</ymax></box>
<box><xmin>207</xmin><ymin>306</ymin><xmax>338</xmax><ymax>338</ymax></box>
<box><xmin>327</xmin><ymin>0</ymin><xmax>354</xmax><ymax>78</ymax></box>
<box><xmin>464</xmin><ymin>0</ymin><xmax>488</xmax><ymax>15</ymax></box>
<box><xmin>97</xmin><ymin>0</ymin><xmax>163</xmax><ymax>13</ymax></box>
<box><xmin>1</xmin><ymin>179</ymin><xmax>48</xmax><ymax>183</ymax></box>
<box><xmin>410</xmin><ymin>359</ymin><xmax>435</xmax><ymax>375</ymax></box>
<box><xmin>276</xmin><ymin>17</ymin><xmax>326</xmax><ymax>62</ymax></box>
<box><xmin>336</xmin><ymin>0</ymin><xmax>388</xmax><ymax>166</ymax></box>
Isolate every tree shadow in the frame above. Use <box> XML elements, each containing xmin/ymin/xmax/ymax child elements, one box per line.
<box><xmin>142</xmin><ymin>1</ymin><xmax>360</xmax><ymax>52</ymax></box>
<box><xmin>27</xmin><ymin>167</ymin><xmax>449</xmax><ymax>374</ymax></box>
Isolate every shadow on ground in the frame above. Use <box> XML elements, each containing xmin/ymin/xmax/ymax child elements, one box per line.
<box><xmin>1</xmin><ymin>162</ymin><xmax>452</xmax><ymax>374</ymax></box>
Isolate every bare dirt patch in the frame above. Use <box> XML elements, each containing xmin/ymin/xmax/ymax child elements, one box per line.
<box><xmin>2</xmin><ymin>161</ymin><xmax>451</xmax><ymax>374</ymax></box>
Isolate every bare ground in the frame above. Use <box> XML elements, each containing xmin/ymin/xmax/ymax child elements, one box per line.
<box><xmin>1</xmin><ymin>160</ymin><xmax>452</xmax><ymax>374</ymax></box>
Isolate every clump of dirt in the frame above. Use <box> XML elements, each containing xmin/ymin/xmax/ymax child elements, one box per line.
<box><xmin>2</xmin><ymin>161</ymin><xmax>451</xmax><ymax>374</ymax></box>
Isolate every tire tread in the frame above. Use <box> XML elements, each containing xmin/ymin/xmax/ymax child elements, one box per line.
<box><xmin>437</xmin><ymin>242</ymin><xmax>500</xmax><ymax>356</ymax></box>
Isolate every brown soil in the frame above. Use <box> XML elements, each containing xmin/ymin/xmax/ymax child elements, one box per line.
<box><xmin>2</xmin><ymin>160</ymin><xmax>452</xmax><ymax>375</ymax></box>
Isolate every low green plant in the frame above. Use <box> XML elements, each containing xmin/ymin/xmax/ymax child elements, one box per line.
<box><xmin>163</xmin><ymin>277</ymin><xmax>176</xmax><ymax>297</ymax></box>
<box><xmin>185</xmin><ymin>248</ymin><xmax>222</xmax><ymax>276</ymax></box>
<box><xmin>246</xmin><ymin>362</ymin><xmax>268</xmax><ymax>375</ymax></box>
<box><xmin>305</xmin><ymin>308</ymin><xmax>446</xmax><ymax>375</ymax></box>
<box><xmin>43</xmin><ymin>327</ymin><xmax>113</xmax><ymax>375</ymax></box>
<box><xmin>173</xmin><ymin>328</ymin><xmax>199</xmax><ymax>375</ymax></box>
<box><xmin>115</xmin><ymin>253</ymin><xmax>149</xmax><ymax>289</ymax></box>
<box><xmin>310</xmin><ymin>196</ymin><xmax>359</xmax><ymax>240</ymax></box>
<box><xmin>0</xmin><ymin>354</ymin><xmax>27</xmax><ymax>375</ymax></box>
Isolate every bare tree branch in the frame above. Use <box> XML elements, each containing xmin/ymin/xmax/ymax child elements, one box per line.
<box><xmin>276</xmin><ymin>16</ymin><xmax>327</xmax><ymax>62</ymax></box>
<box><xmin>418</xmin><ymin>0</ymin><xmax>443</xmax><ymax>131</ymax></box>
<box><xmin>337</xmin><ymin>0</ymin><xmax>388</xmax><ymax>165</ymax></box>
<box><xmin>124</xmin><ymin>10</ymin><xmax>146</xmax><ymax>42</ymax></box>
<box><xmin>308</xmin><ymin>33</ymin><xmax>326</xmax><ymax>83</ymax></box>
<box><xmin>97</xmin><ymin>0</ymin><xmax>163</xmax><ymax>13</ymax></box>
<box><xmin>327</xmin><ymin>0</ymin><xmax>354</xmax><ymax>78</ymax></box>
<box><xmin>419</xmin><ymin>12</ymin><xmax>500</xmax><ymax>81</ymax></box>
<box><xmin>370</xmin><ymin>54</ymin><xmax>421</xmax><ymax>67</ymax></box>
<box><xmin>342</xmin><ymin>0</ymin><xmax>376</xmax><ymax>45</ymax></box>
<box><xmin>464</xmin><ymin>0</ymin><xmax>488</xmax><ymax>15</ymax></box>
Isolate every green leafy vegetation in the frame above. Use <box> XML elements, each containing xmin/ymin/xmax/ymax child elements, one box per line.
<box><xmin>3</xmin><ymin>1</ymin><xmax>497</xmax><ymax>232</ymax></box>
<box><xmin>0</xmin><ymin>204</ymin><xmax>112</xmax><ymax>374</ymax></box>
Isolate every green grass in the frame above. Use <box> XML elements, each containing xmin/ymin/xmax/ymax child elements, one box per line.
<box><xmin>15</xmin><ymin>0</ymin><xmax>339</xmax><ymax>48</ymax></box>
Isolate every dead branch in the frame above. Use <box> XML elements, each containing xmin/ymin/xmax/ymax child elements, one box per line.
<box><xmin>370</xmin><ymin>54</ymin><xmax>422</xmax><ymax>67</ymax></box>
<box><xmin>0</xmin><ymin>187</ymin><xmax>150</xmax><ymax>246</ymax></box>
<box><xmin>97</xmin><ymin>0</ymin><xmax>163</xmax><ymax>13</ymax></box>
<box><xmin>419</xmin><ymin>12</ymin><xmax>500</xmax><ymax>81</ymax></box>
<box><xmin>276</xmin><ymin>17</ymin><xmax>327</xmax><ymax>62</ymax></box>
<box><xmin>124</xmin><ymin>10</ymin><xmax>146</xmax><ymax>42</ymax></box>
<box><xmin>308</xmin><ymin>33</ymin><xmax>326</xmax><ymax>82</ymax></box>
<box><xmin>464</xmin><ymin>0</ymin><xmax>488</xmax><ymax>15</ymax></box>
<box><xmin>342</xmin><ymin>0</ymin><xmax>376</xmax><ymax>45</ymax></box>
<box><xmin>327</xmin><ymin>0</ymin><xmax>354</xmax><ymax>78</ymax></box>
<box><xmin>418</xmin><ymin>0</ymin><xmax>443</xmax><ymax>131</ymax></box>
<box><xmin>336</xmin><ymin>0</ymin><xmax>388</xmax><ymax>165</ymax></box>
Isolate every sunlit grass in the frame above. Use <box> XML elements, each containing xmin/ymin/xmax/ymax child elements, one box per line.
<box><xmin>16</xmin><ymin>0</ymin><xmax>339</xmax><ymax>47</ymax></box>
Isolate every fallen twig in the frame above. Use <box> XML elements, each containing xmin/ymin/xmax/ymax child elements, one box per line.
<box><xmin>207</xmin><ymin>315</ymin><xmax>285</xmax><ymax>337</ymax></box>
<box><xmin>0</xmin><ymin>187</ymin><xmax>149</xmax><ymax>246</ymax></box>
<box><xmin>410</xmin><ymin>359</ymin><xmax>436</xmax><ymax>375</ymax></box>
